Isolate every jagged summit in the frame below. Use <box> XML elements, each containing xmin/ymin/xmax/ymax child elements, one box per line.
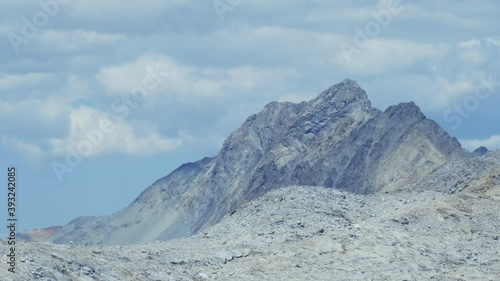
<box><xmin>321</xmin><ymin>78</ymin><xmax>362</xmax><ymax>94</ymax></box>
<box><xmin>315</xmin><ymin>78</ymin><xmax>371</xmax><ymax>109</ymax></box>
<box><xmin>472</xmin><ymin>146</ymin><xmax>489</xmax><ymax>157</ymax></box>
<box><xmin>385</xmin><ymin>101</ymin><xmax>425</xmax><ymax>120</ymax></box>
<box><xmin>50</xmin><ymin>79</ymin><xmax>470</xmax><ymax>245</ymax></box>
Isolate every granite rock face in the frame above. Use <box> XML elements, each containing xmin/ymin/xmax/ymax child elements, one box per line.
<box><xmin>51</xmin><ymin>79</ymin><xmax>470</xmax><ymax>245</ymax></box>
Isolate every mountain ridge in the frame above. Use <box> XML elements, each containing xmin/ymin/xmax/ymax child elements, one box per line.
<box><xmin>50</xmin><ymin>78</ymin><xmax>470</xmax><ymax>245</ymax></box>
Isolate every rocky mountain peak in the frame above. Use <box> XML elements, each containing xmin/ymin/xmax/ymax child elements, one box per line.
<box><xmin>50</xmin><ymin>79</ymin><xmax>471</xmax><ymax>245</ymax></box>
<box><xmin>472</xmin><ymin>146</ymin><xmax>489</xmax><ymax>157</ymax></box>
<box><xmin>313</xmin><ymin>78</ymin><xmax>371</xmax><ymax>110</ymax></box>
<box><xmin>384</xmin><ymin>101</ymin><xmax>426</xmax><ymax>122</ymax></box>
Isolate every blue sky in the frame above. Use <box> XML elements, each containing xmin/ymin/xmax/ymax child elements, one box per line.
<box><xmin>0</xmin><ymin>0</ymin><xmax>499</xmax><ymax>233</ymax></box>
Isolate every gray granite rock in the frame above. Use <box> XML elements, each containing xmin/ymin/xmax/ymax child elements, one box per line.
<box><xmin>4</xmin><ymin>182</ymin><xmax>499</xmax><ymax>280</ymax></box>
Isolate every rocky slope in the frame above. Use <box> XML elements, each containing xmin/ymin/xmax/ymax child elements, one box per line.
<box><xmin>3</xmin><ymin>168</ymin><xmax>499</xmax><ymax>280</ymax></box>
<box><xmin>415</xmin><ymin>150</ymin><xmax>500</xmax><ymax>197</ymax></box>
<box><xmin>50</xmin><ymin>79</ymin><xmax>470</xmax><ymax>245</ymax></box>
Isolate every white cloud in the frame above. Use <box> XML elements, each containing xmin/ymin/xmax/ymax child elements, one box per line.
<box><xmin>1</xmin><ymin>135</ymin><xmax>45</xmax><ymax>159</ymax></box>
<box><xmin>457</xmin><ymin>39</ymin><xmax>481</xmax><ymax>49</ymax></box>
<box><xmin>36</xmin><ymin>29</ymin><xmax>126</xmax><ymax>52</ymax></box>
<box><xmin>335</xmin><ymin>39</ymin><xmax>450</xmax><ymax>75</ymax></box>
<box><xmin>224</xmin><ymin>66</ymin><xmax>300</xmax><ymax>92</ymax></box>
<box><xmin>0</xmin><ymin>74</ymin><xmax>88</xmax><ymax>113</ymax></box>
<box><xmin>1</xmin><ymin>0</ymin><xmax>499</xmax><ymax>166</ymax></box>
<box><xmin>486</xmin><ymin>37</ymin><xmax>500</xmax><ymax>48</ymax></box>
<box><xmin>48</xmin><ymin>106</ymin><xmax>183</xmax><ymax>157</ymax></box>
<box><xmin>305</xmin><ymin>0</ymin><xmax>405</xmax><ymax>22</ymax></box>
<box><xmin>97</xmin><ymin>53</ymin><xmax>300</xmax><ymax>99</ymax></box>
<box><xmin>0</xmin><ymin>73</ymin><xmax>53</xmax><ymax>90</ymax></box>
<box><xmin>97</xmin><ymin>54</ymin><xmax>195</xmax><ymax>96</ymax></box>
<box><xmin>66</xmin><ymin>0</ymin><xmax>187</xmax><ymax>20</ymax></box>
<box><xmin>1</xmin><ymin>103</ymin><xmax>184</xmax><ymax>159</ymax></box>
<box><xmin>0</xmin><ymin>94</ymin><xmax>66</xmax><ymax>121</ymax></box>
<box><xmin>363</xmin><ymin>73</ymin><xmax>482</xmax><ymax>113</ymax></box>
<box><xmin>457</xmin><ymin>49</ymin><xmax>487</xmax><ymax>65</ymax></box>
<box><xmin>0</xmin><ymin>74</ymin><xmax>90</xmax><ymax>150</ymax></box>
<box><xmin>435</xmin><ymin>75</ymin><xmax>477</xmax><ymax>101</ymax></box>
<box><xmin>456</xmin><ymin>39</ymin><xmax>487</xmax><ymax>65</ymax></box>
<box><xmin>399</xmin><ymin>4</ymin><xmax>482</xmax><ymax>29</ymax></box>
<box><xmin>1</xmin><ymin>51</ymin><xmax>302</xmax><ymax>161</ymax></box>
<box><xmin>460</xmin><ymin>135</ymin><xmax>500</xmax><ymax>151</ymax></box>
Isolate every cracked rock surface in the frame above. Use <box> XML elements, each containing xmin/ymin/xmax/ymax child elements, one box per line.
<box><xmin>2</xmin><ymin>180</ymin><xmax>499</xmax><ymax>280</ymax></box>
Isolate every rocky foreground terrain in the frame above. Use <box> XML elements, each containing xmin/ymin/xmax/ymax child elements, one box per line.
<box><xmin>2</xmin><ymin>152</ymin><xmax>499</xmax><ymax>280</ymax></box>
